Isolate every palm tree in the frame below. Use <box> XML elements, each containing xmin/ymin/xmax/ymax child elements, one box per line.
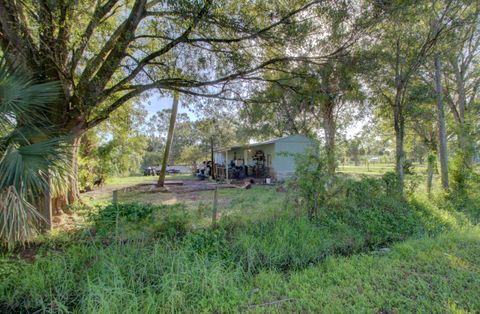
<box><xmin>0</xmin><ymin>59</ymin><xmax>70</xmax><ymax>249</ymax></box>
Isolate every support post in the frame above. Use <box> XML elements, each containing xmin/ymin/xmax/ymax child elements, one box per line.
<box><xmin>225</xmin><ymin>151</ymin><xmax>229</xmax><ymax>184</ymax></box>
<box><xmin>112</xmin><ymin>190</ymin><xmax>118</xmax><ymax>205</ymax></box>
<box><xmin>212</xmin><ymin>186</ymin><xmax>218</xmax><ymax>226</ymax></box>
<box><xmin>42</xmin><ymin>175</ymin><xmax>52</xmax><ymax>231</ymax></box>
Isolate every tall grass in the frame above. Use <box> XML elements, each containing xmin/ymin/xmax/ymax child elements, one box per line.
<box><xmin>0</xmin><ymin>175</ymin><xmax>477</xmax><ymax>313</ymax></box>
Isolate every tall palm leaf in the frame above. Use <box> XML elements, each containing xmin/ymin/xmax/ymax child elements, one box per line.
<box><xmin>0</xmin><ymin>59</ymin><xmax>70</xmax><ymax>249</ymax></box>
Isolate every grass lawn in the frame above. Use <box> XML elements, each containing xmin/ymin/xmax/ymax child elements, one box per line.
<box><xmin>250</xmin><ymin>228</ymin><xmax>480</xmax><ymax>313</ymax></box>
<box><xmin>1</xmin><ymin>221</ymin><xmax>478</xmax><ymax>313</ymax></box>
<box><xmin>1</xmin><ymin>173</ymin><xmax>479</xmax><ymax>313</ymax></box>
<box><xmin>105</xmin><ymin>173</ymin><xmax>197</xmax><ymax>186</ymax></box>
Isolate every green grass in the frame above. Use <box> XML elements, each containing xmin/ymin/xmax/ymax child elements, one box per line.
<box><xmin>1</xmin><ymin>227</ymin><xmax>478</xmax><ymax>313</ymax></box>
<box><xmin>254</xmin><ymin>228</ymin><xmax>480</xmax><ymax>313</ymax></box>
<box><xmin>1</xmin><ymin>174</ymin><xmax>479</xmax><ymax>313</ymax></box>
<box><xmin>105</xmin><ymin>173</ymin><xmax>196</xmax><ymax>186</ymax></box>
<box><xmin>337</xmin><ymin>162</ymin><xmax>428</xmax><ymax>175</ymax></box>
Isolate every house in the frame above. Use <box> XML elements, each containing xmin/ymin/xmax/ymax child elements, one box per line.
<box><xmin>214</xmin><ymin>134</ymin><xmax>315</xmax><ymax>180</ymax></box>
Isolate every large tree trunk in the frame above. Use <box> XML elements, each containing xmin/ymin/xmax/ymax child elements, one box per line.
<box><xmin>434</xmin><ymin>55</ymin><xmax>449</xmax><ymax>190</ymax></box>
<box><xmin>50</xmin><ymin>132</ymin><xmax>84</xmax><ymax>214</ymax></box>
<box><xmin>157</xmin><ymin>93</ymin><xmax>179</xmax><ymax>187</ymax></box>
<box><xmin>67</xmin><ymin>135</ymin><xmax>83</xmax><ymax>204</ymax></box>
<box><xmin>322</xmin><ymin>101</ymin><xmax>336</xmax><ymax>175</ymax></box>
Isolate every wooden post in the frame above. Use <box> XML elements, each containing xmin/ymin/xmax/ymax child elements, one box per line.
<box><xmin>225</xmin><ymin>151</ymin><xmax>229</xmax><ymax>184</ymax></box>
<box><xmin>43</xmin><ymin>175</ymin><xmax>52</xmax><ymax>231</ymax></box>
<box><xmin>212</xmin><ymin>186</ymin><xmax>218</xmax><ymax>226</ymax></box>
<box><xmin>112</xmin><ymin>190</ymin><xmax>118</xmax><ymax>205</ymax></box>
<box><xmin>210</xmin><ymin>136</ymin><xmax>215</xmax><ymax>179</ymax></box>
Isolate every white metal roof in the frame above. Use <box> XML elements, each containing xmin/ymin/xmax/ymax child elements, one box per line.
<box><xmin>215</xmin><ymin>134</ymin><xmax>306</xmax><ymax>152</ymax></box>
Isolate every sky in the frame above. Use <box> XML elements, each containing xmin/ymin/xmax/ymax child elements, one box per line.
<box><xmin>141</xmin><ymin>90</ymin><xmax>366</xmax><ymax>140</ymax></box>
<box><xmin>143</xmin><ymin>92</ymin><xmax>196</xmax><ymax>120</ymax></box>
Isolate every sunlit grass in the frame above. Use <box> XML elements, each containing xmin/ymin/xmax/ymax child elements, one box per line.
<box><xmin>3</xmin><ymin>169</ymin><xmax>478</xmax><ymax>312</ymax></box>
<box><xmin>105</xmin><ymin>173</ymin><xmax>196</xmax><ymax>186</ymax></box>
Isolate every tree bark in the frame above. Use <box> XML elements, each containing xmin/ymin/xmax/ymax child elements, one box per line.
<box><xmin>67</xmin><ymin>135</ymin><xmax>83</xmax><ymax>204</ymax></box>
<box><xmin>434</xmin><ymin>54</ymin><xmax>449</xmax><ymax>190</ymax></box>
<box><xmin>426</xmin><ymin>153</ymin><xmax>434</xmax><ymax>194</ymax></box>
<box><xmin>322</xmin><ymin>101</ymin><xmax>336</xmax><ymax>175</ymax></box>
<box><xmin>392</xmin><ymin>38</ymin><xmax>405</xmax><ymax>193</ymax></box>
<box><xmin>393</xmin><ymin>86</ymin><xmax>405</xmax><ymax>192</ymax></box>
<box><xmin>157</xmin><ymin>93</ymin><xmax>179</xmax><ymax>187</ymax></box>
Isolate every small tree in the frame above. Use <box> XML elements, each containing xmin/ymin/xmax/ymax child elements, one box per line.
<box><xmin>179</xmin><ymin>146</ymin><xmax>203</xmax><ymax>175</ymax></box>
<box><xmin>291</xmin><ymin>147</ymin><xmax>329</xmax><ymax>221</ymax></box>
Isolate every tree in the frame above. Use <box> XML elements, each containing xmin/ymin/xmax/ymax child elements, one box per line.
<box><xmin>242</xmin><ymin>54</ymin><xmax>364</xmax><ymax>175</ymax></box>
<box><xmin>0</xmin><ymin>61</ymin><xmax>68</xmax><ymax>248</ymax></box>
<box><xmin>443</xmin><ymin>9</ymin><xmax>480</xmax><ymax>150</ymax></box>
<box><xmin>405</xmin><ymin>77</ymin><xmax>439</xmax><ymax>193</ymax></box>
<box><xmin>315</xmin><ymin>56</ymin><xmax>364</xmax><ymax>175</ymax></box>
<box><xmin>441</xmin><ymin>8</ymin><xmax>480</xmax><ymax>192</ymax></box>
<box><xmin>434</xmin><ymin>54</ymin><xmax>450</xmax><ymax>189</ymax></box>
<box><xmin>178</xmin><ymin>145</ymin><xmax>203</xmax><ymax>174</ymax></box>
<box><xmin>79</xmin><ymin>102</ymin><xmax>148</xmax><ymax>190</ymax></box>
<box><xmin>370</xmin><ymin>1</ymin><xmax>456</xmax><ymax>193</ymax></box>
<box><xmin>0</xmin><ymin>0</ymin><xmax>349</xmax><ymax>205</ymax></box>
<box><xmin>241</xmin><ymin>69</ymin><xmax>321</xmax><ymax>139</ymax></box>
<box><xmin>145</xmin><ymin>110</ymin><xmax>195</xmax><ymax>165</ymax></box>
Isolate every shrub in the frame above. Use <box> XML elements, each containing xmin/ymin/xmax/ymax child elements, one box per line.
<box><xmin>91</xmin><ymin>203</ymin><xmax>192</xmax><ymax>238</ymax></box>
<box><xmin>290</xmin><ymin>149</ymin><xmax>331</xmax><ymax>220</ymax></box>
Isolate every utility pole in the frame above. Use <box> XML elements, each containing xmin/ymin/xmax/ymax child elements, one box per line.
<box><xmin>158</xmin><ymin>93</ymin><xmax>179</xmax><ymax>187</ymax></box>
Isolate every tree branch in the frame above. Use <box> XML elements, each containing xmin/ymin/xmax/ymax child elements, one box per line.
<box><xmin>71</xmin><ymin>0</ymin><xmax>119</xmax><ymax>71</ymax></box>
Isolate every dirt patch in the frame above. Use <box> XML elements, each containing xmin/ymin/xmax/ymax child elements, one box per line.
<box><xmin>165</xmin><ymin>181</ymin><xmax>240</xmax><ymax>193</ymax></box>
<box><xmin>121</xmin><ymin>180</ymin><xmax>244</xmax><ymax>194</ymax></box>
<box><xmin>52</xmin><ymin>210</ymin><xmax>85</xmax><ymax>231</ymax></box>
<box><xmin>18</xmin><ymin>244</ymin><xmax>39</xmax><ymax>262</ymax></box>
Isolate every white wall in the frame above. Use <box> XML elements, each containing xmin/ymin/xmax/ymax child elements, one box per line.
<box><xmin>273</xmin><ymin>135</ymin><xmax>315</xmax><ymax>180</ymax></box>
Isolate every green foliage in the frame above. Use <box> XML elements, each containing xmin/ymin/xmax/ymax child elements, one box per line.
<box><xmin>1</xmin><ymin>224</ymin><xmax>478</xmax><ymax>313</ymax></box>
<box><xmin>0</xmin><ymin>178</ymin><xmax>477</xmax><ymax>312</ymax></box>
<box><xmin>91</xmin><ymin>203</ymin><xmax>192</xmax><ymax>238</ymax></box>
<box><xmin>79</xmin><ymin>104</ymin><xmax>148</xmax><ymax>190</ymax></box>
<box><xmin>183</xmin><ymin>228</ymin><xmax>230</xmax><ymax>259</ymax></box>
<box><xmin>151</xmin><ymin>204</ymin><xmax>192</xmax><ymax>238</ymax></box>
<box><xmin>232</xmin><ymin>217</ymin><xmax>339</xmax><ymax>272</ymax></box>
<box><xmin>403</xmin><ymin>159</ymin><xmax>415</xmax><ymax>174</ymax></box>
<box><xmin>290</xmin><ymin>148</ymin><xmax>330</xmax><ymax>219</ymax></box>
<box><xmin>0</xmin><ymin>61</ymin><xmax>68</xmax><ymax>249</ymax></box>
<box><xmin>93</xmin><ymin>203</ymin><xmax>155</xmax><ymax>226</ymax></box>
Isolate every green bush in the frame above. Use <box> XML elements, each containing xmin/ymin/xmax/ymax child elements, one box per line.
<box><xmin>91</xmin><ymin>203</ymin><xmax>192</xmax><ymax>238</ymax></box>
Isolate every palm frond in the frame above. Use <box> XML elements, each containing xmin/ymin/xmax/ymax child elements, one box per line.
<box><xmin>0</xmin><ymin>138</ymin><xmax>72</xmax><ymax>198</ymax></box>
<box><xmin>0</xmin><ymin>59</ymin><xmax>69</xmax><ymax>249</ymax></box>
<box><xmin>0</xmin><ymin>186</ymin><xmax>45</xmax><ymax>250</ymax></box>
<box><xmin>0</xmin><ymin>58</ymin><xmax>61</xmax><ymax>133</ymax></box>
